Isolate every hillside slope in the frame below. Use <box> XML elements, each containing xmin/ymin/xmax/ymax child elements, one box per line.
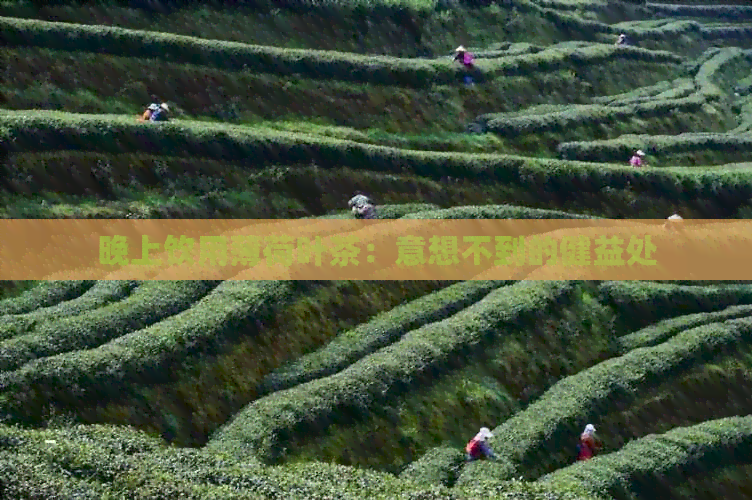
<box><xmin>2</xmin><ymin>0</ymin><xmax>752</xmax><ymax>498</ymax></box>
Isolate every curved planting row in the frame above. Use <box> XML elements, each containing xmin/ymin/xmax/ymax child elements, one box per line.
<box><xmin>0</xmin><ymin>280</ymin><xmax>219</xmax><ymax>373</ymax></box>
<box><xmin>469</xmin><ymin>46</ymin><xmax>751</xmax><ymax>140</ymax></box>
<box><xmin>530</xmin><ymin>2</ymin><xmax>752</xmax><ymax>51</ymax></box>
<box><xmin>693</xmin><ymin>47</ymin><xmax>751</xmax><ymax>99</ymax></box>
<box><xmin>618</xmin><ymin>303</ymin><xmax>752</xmax><ymax>352</ymax></box>
<box><xmin>590</xmin><ymin>78</ymin><xmax>696</xmax><ymax>106</ymax></box>
<box><xmin>207</xmin><ymin>281</ymin><xmax>577</xmax><ymax>463</ymax></box>
<box><xmin>558</xmin><ymin>132</ymin><xmax>752</xmax><ymax>164</ymax></box>
<box><xmin>320</xmin><ymin>203</ymin><xmax>440</xmax><ymax>219</ymax></box>
<box><xmin>0</xmin><ymin>423</ymin><xmax>585</xmax><ymax>500</ymax></box>
<box><xmin>620</xmin><ymin>20</ymin><xmax>752</xmax><ymax>46</ymax></box>
<box><xmin>399</xmin><ymin>445</ymin><xmax>467</xmax><ymax>487</ymax></box>
<box><xmin>453</xmin><ymin>315</ymin><xmax>752</xmax><ymax>484</ymax></box>
<box><xmin>0</xmin><ymin>16</ymin><xmax>682</xmax><ymax>88</ymax></box>
<box><xmin>646</xmin><ymin>3</ymin><xmax>752</xmax><ymax>21</ymax></box>
<box><xmin>540</xmin><ymin>416</ymin><xmax>752</xmax><ymax>500</ymax></box>
<box><xmin>8</xmin><ymin>110</ymin><xmax>752</xmax><ymax>208</ymax></box>
<box><xmin>400</xmin><ymin>205</ymin><xmax>596</xmax><ymax>219</ymax></box>
<box><xmin>0</xmin><ymin>280</ymin><xmax>140</xmax><ymax>342</ymax></box>
<box><xmin>474</xmin><ymin>95</ymin><xmax>705</xmax><ymax>138</ymax></box>
<box><xmin>557</xmin><ymin>47</ymin><xmax>752</xmax><ymax>163</ymax></box>
<box><xmin>0</xmin><ymin>281</ymin><xmax>95</xmax><ymax>316</ymax></box>
<box><xmin>598</xmin><ymin>281</ymin><xmax>752</xmax><ymax>330</ymax></box>
<box><xmin>475</xmin><ymin>43</ymin><xmax>749</xmax><ymax>131</ymax></box>
<box><xmin>0</xmin><ymin>280</ymin><xmax>318</xmax><ymax>421</ymax></box>
<box><xmin>258</xmin><ymin>280</ymin><xmax>512</xmax><ymax>395</ymax></box>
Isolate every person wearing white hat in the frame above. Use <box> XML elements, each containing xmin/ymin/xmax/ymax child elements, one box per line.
<box><xmin>616</xmin><ymin>33</ymin><xmax>629</xmax><ymax>47</ymax></box>
<box><xmin>454</xmin><ymin>45</ymin><xmax>476</xmax><ymax>86</ymax></box>
<box><xmin>465</xmin><ymin>426</ymin><xmax>496</xmax><ymax>461</ymax></box>
<box><xmin>348</xmin><ymin>192</ymin><xmax>376</xmax><ymax>219</ymax></box>
<box><xmin>150</xmin><ymin>102</ymin><xmax>170</xmax><ymax>122</ymax></box>
<box><xmin>576</xmin><ymin>424</ymin><xmax>601</xmax><ymax>461</ymax></box>
<box><xmin>141</xmin><ymin>101</ymin><xmax>170</xmax><ymax>122</ymax></box>
<box><xmin>629</xmin><ymin>150</ymin><xmax>646</xmax><ymax>168</ymax></box>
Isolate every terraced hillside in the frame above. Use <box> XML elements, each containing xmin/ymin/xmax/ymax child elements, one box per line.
<box><xmin>2</xmin><ymin>0</ymin><xmax>752</xmax><ymax>498</ymax></box>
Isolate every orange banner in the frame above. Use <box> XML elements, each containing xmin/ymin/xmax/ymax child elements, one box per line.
<box><xmin>0</xmin><ymin>219</ymin><xmax>745</xmax><ymax>280</ymax></box>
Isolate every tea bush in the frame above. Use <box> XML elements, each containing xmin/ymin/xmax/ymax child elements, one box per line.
<box><xmin>0</xmin><ymin>280</ymin><xmax>219</xmax><ymax>372</ymax></box>
<box><xmin>0</xmin><ymin>422</ymin><xmax>595</xmax><ymax>500</ymax></box>
<box><xmin>0</xmin><ymin>281</ymin><xmax>95</xmax><ymax>316</ymax></box>
<box><xmin>0</xmin><ymin>17</ymin><xmax>683</xmax><ymax>86</ymax></box>
<box><xmin>647</xmin><ymin>4</ymin><xmax>752</xmax><ymax>21</ymax></box>
<box><xmin>208</xmin><ymin>281</ymin><xmax>577</xmax><ymax>463</ymax></box>
<box><xmin>400</xmin><ymin>205</ymin><xmax>596</xmax><ymax>219</ymax></box>
<box><xmin>598</xmin><ymin>281</ymin><xmax>752</xmax><ymax>329</ymax></box>
<box><xmin>618</xmin><ymin>303</ymin><xmax>752</xmax><ymax>352</ymax></box>
<box><xmin>0</xmin><ymin>280</ymin><xmax>140</xmax><ymax>342</ymax></box>
<box><xmin>541</xmin><ymin>416</ymin><xmax>752</xmax><ymax>500</ymax></box>
<box><xmin>0</xmin><ymin>281</ymin><xmax>318</xmax><ymax>419</ymax></box>
<box><xmin>9</xmin><ymin>111</ymin><xmax>752</xmax><ymax>211</ymax></box>
<box><xmin>478</xmin><ymin>96</ymin><xmax>704</xmax><ymax>137</ymax></box>
<box><xmin>258</xmin><ymin>280</ymin><xmax>511</xmax><ymax>395</ymax></box>
<box><xmin>454</xmin><ymin>316</ymin><xmax>752</xmax><ymax>484</ymax></box>
<box><xmin>399</xmin><ymin>445</ymin><xmax>466</xmax><ymax>487</ymax></box>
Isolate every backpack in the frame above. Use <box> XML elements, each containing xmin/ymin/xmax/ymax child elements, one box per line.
<box><xmin>466</xmin><ymin>438</ymin><xmax>481</xmax><ymax>456</ymax></box>
<box><xmin>150</xmin><ymin>107</ymin><xmax>167</xmax><ymax>122</ymax></box>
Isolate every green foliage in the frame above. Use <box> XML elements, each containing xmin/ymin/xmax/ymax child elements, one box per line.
<box><xmin>618</xmin><ymin>304</ymin><xmax>752</xmax><ymax>352</ymax></box>
<box><xmin>0</xmin><ymin>16</ymin><xmax>682</xmax><ymax>87</ymax></box>
<box><xmin>477</xmin><ymin>96</ymin><xmax>704</xmax><ymax>137</ymax></box>
<box><xmin>25</xmin><ymin>0</ymin><xmax>443</xmax><ymax>14</ymax></box>
<box><xmin>259</xmin><ymin>280</ymin><xmax>511</xmax><ymax>395</ymax></box>
<box><xmin>541</xmin><ymin>416</ymin><xmax>752</xmax><ymax>500</ymax></box>
<box><xmin>0</xmin><ymin>281</ymin><xmax>95</xmax><ymax>316</ymax></box>
<box><xmin>555</xmin><ymin>47</ymin><xmax>752</xmax><ymax>162</ymax></box>
<box><xmin>399</xmin><ymin>445</ymin><xmax>467</xmax><ymax>487</ymax></box>
<box><xmin>316</xmin><ymin>204</ymin><xmax>440</xmax><ymax>219</ymax></box>
<box><xmin>598</xmin><ymin>281</ymin><xmax>752</xmax><ymax>330</ymax></box>
<box><xmin>694</xmin><ymin>48</ymin><xmax>750</xmax><ymax>98</ymax></box>
<box><xmin>373</xmin><ymin>203</ymin><xmax>442</xmax><ymax>219</ymax></box>
<box><xmin>0</xmin><ymin>281</ymin><xmax>316</xmax><ymax>420</ymax></box>
<box><xmin>648</xmin><ymin>4</ymin><xmax>752</xmax><ymax>21</ymax></box>
<box><xmin>0</xmin><ymin>280</ymin><xmax>140</xmax><ymax>342</ymax></box>
<box><xmin>3</xmin><ymin>0</ymin><xmax>752</xmax><ymax>497</ymax></box>
<box><xmin>454</xmin><ymin>316</ymin><xmax>752</xmax><ymax>484</ymax></box>
<box><xmin>207</xmin><ymin>281</ymin><xmax>577</xmax><ymax>463</ymax></box>
<box><xmin>558</xmin><ymin>131</ymin><xmax>752</xmax><ymax>163</ymax></box>
<box><xmin>289</xmin><ymin>282</ymin><xmax>617</xmax><ymax>474</ymax></box>
<box><xmin>400</xmin><ymin>205</ymin><xmax>596</xmax><ymax>219</ymax></box>
<box><xmin>0</xmin><ymin>16</ymin><xmax>446</xmax><ymax>87</ymax></box>
<box><xmin>0</xmin><ymin>281</ymin><xmax>218</xmax><ymax>372</ymax></box>
<box><xmin>590</xmin><ymin>79</ymin><xmax>694</xmax><ymax>106</ymax></box>
<box><xmin>8</xmin><ymin>110</ymin><xmax>752</xmax><ymax>209</ymax></box>
<box><xmin>0</xmin><ymin>421</ymin><xmax>597</xmax><ymax>500</ymax></box>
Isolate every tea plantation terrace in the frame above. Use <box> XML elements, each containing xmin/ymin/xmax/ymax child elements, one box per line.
<box><xmin>2</xmin><ymin>0</ymin><xmax>752</xmax><ymax>498</ymax></box>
